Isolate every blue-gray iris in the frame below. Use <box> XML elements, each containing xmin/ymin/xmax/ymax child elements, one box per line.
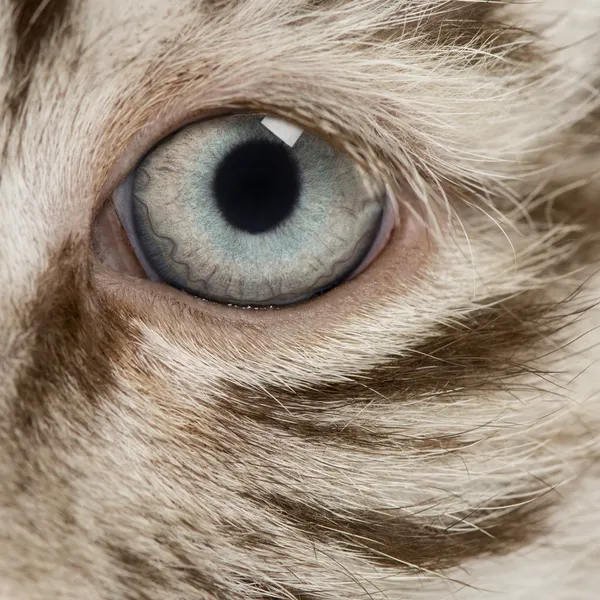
<box><xmin>128</xmin><ymin>114</ymin><xmax>384</xmax><ymax>306</ymax></box>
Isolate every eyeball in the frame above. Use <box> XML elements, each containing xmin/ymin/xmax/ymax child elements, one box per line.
<box><xmin>111</xmin><ymin>113</ymin><xmax>397</xmax><ymax>307</ymax></box>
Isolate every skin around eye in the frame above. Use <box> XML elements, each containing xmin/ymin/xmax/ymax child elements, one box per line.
<box><xmin>110</xmin><ymin>113</ymin><xmax>392</xmax><ymax>307</ymax></box>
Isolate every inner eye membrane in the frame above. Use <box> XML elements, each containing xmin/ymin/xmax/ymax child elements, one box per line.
<box><xmin>115</xmin><ymin>113</ymin><xmax>386</xmax><ymax>306</ymax></box>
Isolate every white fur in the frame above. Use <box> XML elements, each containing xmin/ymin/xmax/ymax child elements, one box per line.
<box><xmin>1</xmin><ymin>1</ymin><xmax>600</xmax><ymax>599</ymax></box>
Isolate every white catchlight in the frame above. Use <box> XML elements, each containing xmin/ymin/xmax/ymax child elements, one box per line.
<box><xmin>261</xmin><ymin>116</ymin><xmax>304</xmax><ymax>147</ymax></box>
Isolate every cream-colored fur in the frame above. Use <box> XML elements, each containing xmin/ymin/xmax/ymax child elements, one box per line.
<box><xmin>1</xmin><ymin>1</ymin><xmax>600</xmax><ymax>599</ymax></box>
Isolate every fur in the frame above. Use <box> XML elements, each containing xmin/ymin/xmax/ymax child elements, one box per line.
<box><xmin>1</xmin><ymin>1</ymin><xmax>600</xmax><ymax>598</ymax></box>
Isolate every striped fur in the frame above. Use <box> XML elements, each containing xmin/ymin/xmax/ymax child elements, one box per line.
<box><xmin>1</xmin><ymin>1</ymin><xmax>600</xmax><ymax>598</ymax></box>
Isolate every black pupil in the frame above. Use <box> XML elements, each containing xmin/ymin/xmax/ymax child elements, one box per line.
<box><xmin>213</xmin><ymin>139</ymin><xmax>301</xmax><ymax>234</ymax></box>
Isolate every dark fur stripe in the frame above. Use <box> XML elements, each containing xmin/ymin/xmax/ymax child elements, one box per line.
<box><xmin>11</xmin><ymin>240</ymin><xmax>122</xmax><ymax>479</ymax></box>
<box><xmin>218</xmin><ymin>292</ymin><xmax>581</xmax><ymax>447</ymax></box>
<box><xmin>265</xmin><ymin>494</ymin><xmax>548</xmax><ymax>572</ymax></box>
<box><xmin>8</xmin><ymin>0</ymin><xmax>72</xmax><ymax>119</ymax></box>
<box><xmin>302</xmin><ymin>0</ymin><xmax>536</xmax><ymax>63</ymax></box>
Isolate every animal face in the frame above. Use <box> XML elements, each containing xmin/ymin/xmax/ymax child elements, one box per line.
<box><xmin>1</xmin><ymin>1</ymin><xmax>600</xmax><ymax>598</ymax></box>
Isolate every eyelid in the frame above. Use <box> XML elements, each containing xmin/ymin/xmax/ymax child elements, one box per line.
<box><xmin>94</xmin><ymin>197</ymin><xmax>430</xmax><ymax>331</ymax></box>
<box><xmin>93</xmin><ymin>102</ymin><xmax>430</xmax><ymax>315</ymax></box>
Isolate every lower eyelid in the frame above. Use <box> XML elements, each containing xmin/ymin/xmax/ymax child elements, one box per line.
<box><xmin>93</xmin><ymin>197</ymin><xmax>431</xmax><ymax>338</ymax></box>
<box><xmin>93</xmin><ymin>161</ymin><xmax>429</xmax><ymax>327</ymax></box>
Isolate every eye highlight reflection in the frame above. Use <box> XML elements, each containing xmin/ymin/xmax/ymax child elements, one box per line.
<box><xmin>112</xmin><ymin>113</ymin><xmax>396</xmax><ymax>307</ymax></box>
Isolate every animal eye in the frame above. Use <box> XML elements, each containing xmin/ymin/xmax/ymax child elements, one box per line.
<box><xmin>107</xmin><ymin>113</ymin><xmax>396</xmax><ymax>307</ymax></box>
